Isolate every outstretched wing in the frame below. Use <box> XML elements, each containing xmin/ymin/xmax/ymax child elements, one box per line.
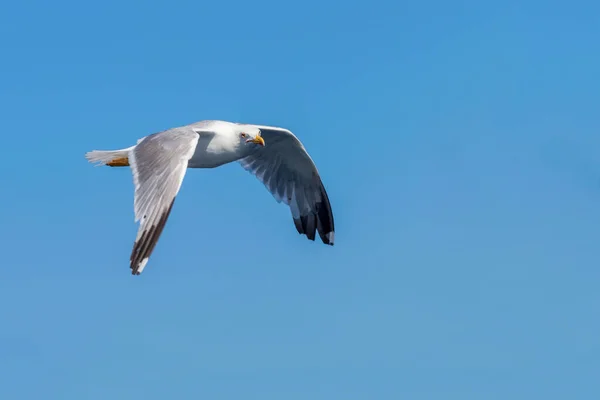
<box><xmin>238</xmin><ymin>125</ymin><xmax>335</xmax><ymax>245</ymax></box>
<box><xmin>128</xmin><ymin>129</ymin><xmax>199</xmax><ymax>274</ymax></box>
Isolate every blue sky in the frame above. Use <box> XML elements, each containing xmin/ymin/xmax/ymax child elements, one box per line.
<box><xmin>1</xmin><ymin>0</ymin><xmax>599</xmax><ymax>398</ymax></box>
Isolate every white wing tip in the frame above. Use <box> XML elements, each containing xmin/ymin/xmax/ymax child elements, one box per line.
<box><xmin>132</xmin><ymin>258</ymin><xmax>149</xmax><ymax>275</ymax></box>
<box><xmin>326</xmin><ymin>231</ymin><xmax>335</xmax><ymax>245</ymax></box>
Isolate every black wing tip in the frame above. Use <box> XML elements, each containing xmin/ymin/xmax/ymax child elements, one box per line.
<box><xmin>293</xmin><ymin>215</ymin><xmax>335</xmax><ymax>245</ymax></box>
<box><xmin>316</xmin><ymin>183</ymin><xmax>334</xmax><ymax>245</ymax></box>
<box><xmin>130</xmin><ymin>257</ymin><xmax>148</xmax><ymax>275</ymax></box>
<box><xmin>129</xmin><ymin>199</ymin><xmax>176</xmax><ymax>276</ymax></box>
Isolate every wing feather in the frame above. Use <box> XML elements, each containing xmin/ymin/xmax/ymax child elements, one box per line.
<box><xmin>239</xmin><ymin>125</ymin><xmax>335</xmax><ymax>245</ymax></box>
<box><xmin>128</xmin><ymin>129</ymin><xmax>199</xmax><ymax>274</ymax></box>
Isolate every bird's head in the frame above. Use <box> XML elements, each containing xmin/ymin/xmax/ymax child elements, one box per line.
<box><xmin>239</xmin><ymin>127</ymin><xmax>265</xmax><ymax>147</ymax></box>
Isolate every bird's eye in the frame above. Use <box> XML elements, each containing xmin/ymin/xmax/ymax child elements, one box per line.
<box><xmin>241</xmin><ymin>133</ymin><xmax>246</xmax><ymax>138</ymax></box>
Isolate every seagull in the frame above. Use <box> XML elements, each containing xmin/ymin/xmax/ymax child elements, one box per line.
<box><xmin>85</xmin><ymin>120</ymin><xmax>335</xmax><ymax>275</ymax></box>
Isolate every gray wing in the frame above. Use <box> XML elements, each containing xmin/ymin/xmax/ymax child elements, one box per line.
<box><xmin>128</xmin><ymin>129</ymin><xmax>199</xmax><ymax>275</ymax></box>
<box><xmin>239</xmin><ymin>125</ymin><xmax>335</xmax><ymax>245</ymax></box>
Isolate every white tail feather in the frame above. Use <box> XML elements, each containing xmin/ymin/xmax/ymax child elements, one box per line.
<box><xmin>85</xmin><ymin>146</ymin><xmax>134</xmax><ymax>166</ymax></box>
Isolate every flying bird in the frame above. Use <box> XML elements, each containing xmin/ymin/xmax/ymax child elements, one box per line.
<box><xmin>85</xmin><ymin>120</ymin><xmax>335</xmax><ymax>275</ymax></box>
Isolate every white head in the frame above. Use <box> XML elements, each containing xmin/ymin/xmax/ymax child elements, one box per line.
<box><xmin>237</xmin><ymin>126</ymin><xmax>265</xmax><ymax>148</ymax></box>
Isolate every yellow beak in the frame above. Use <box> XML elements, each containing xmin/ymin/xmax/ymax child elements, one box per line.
<box><xmin>250</xmin><ymin>135</ymin><xmax>265</xmax><ymax>146</ymax></box>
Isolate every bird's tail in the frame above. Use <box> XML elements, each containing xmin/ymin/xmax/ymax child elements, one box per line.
<box><xmin>85</xmin><ymin>146</ymin><xmax>135</xmax><ymax>167</ymax></box>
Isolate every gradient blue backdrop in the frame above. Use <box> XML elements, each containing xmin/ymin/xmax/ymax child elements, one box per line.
<box><xmin>1</xmin><ymin>0</ymin><xmax>599</xmax><ymax>398</ymax></box>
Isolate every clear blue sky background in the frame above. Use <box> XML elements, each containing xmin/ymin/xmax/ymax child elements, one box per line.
<box><xmin>1</xmin><ymin>0</ymin><xmax>599</xmax><ymax>398</ymax></box>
